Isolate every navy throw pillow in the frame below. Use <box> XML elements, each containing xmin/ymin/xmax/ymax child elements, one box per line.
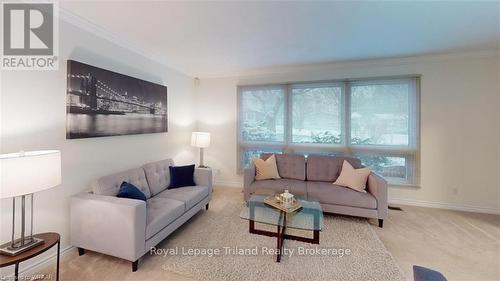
<box><xmin>117</xmin><ymin>182</ymin><xmax>147</xmax><ymax>201</ymax></box>
<box><xmin>169</xmin><ymin>164</ymin><xmax>196</xmax><ymax>189</ymax></box>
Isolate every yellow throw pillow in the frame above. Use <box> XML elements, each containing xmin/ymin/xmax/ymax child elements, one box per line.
<box><xmin>333</xmin><ymin>160</ymin><xmax>371</xmax><ymax>192</ymax></box>
<box><xmin>253</xmin><ymin>154</ymin><xmax>281</xmax><ymax>180</ymax></box>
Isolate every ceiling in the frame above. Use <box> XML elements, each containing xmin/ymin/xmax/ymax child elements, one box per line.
<box><xmin>61</xmin><ymin>1</ymin><xmax>500</xmax><ymax>78</ymax></box>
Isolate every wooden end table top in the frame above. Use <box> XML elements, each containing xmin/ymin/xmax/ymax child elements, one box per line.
<box><xmin>0</xmin><ymin>232</ymin><xmax>60</xmax><ymax>267</ymax></box>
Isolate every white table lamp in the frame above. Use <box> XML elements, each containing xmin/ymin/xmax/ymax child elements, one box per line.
<box><xmin>0</xmin><ymin>150</ymin><xmax>61</xmax><ymax>256</ymax></box>
<box><xmin>191</xmin><ymin>132</ymin><xmax>210</xmax><ymax>168</ymax></box>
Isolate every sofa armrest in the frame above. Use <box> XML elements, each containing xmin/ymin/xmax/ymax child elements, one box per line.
<box><xmin>70</xmin><ymin>192</ymin><xmax>147</xmax><ymax>261</ymax></box>
<box><xmin>194</xmin><ymin>168</ymin><xmax>213</xmax><ymax>198</ymax></box>
<box><xmin>243</xmin><ymin>164</ymin><xmax>256</xmax><ymax>201</ymax></box>
<box><xmin>367</xmin><ymin>172</ymin><xmax>388</xmax><ymax>219</ymax></box>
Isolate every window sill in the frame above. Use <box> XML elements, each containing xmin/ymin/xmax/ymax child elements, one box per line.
<box><xmin>388</xmin><ymin>183</ymin><xmax>420</xmax><ymax>188</ymax></box>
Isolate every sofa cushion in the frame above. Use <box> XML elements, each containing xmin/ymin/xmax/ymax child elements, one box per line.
<box><xmin>262</xmin><ymin>154</ymin><xmax>306</xmax><ymax>180</ymax></box>
<box><xmin>156</xmin><ymin>186</ymin><xmax>209</xmax><ymax>210</ymax></box>
<box><xmin>249</xmin><ymin>179</ymin><xmax>307</xmax><ymax>197</ymax></box>
<box><xmin>254</xmin><ymin>155</ymin><xmax>281</xmax><ymax>180</ymax></box>
<box><xmin>169</xmin><ymin>165</ymin><xmax>196</xmax><ymax>189</ymax></box>
<box><xmin>306</xmin><ymin>156</ymin><xmax>362</xmax><ymax>182</ymax></box>
<box><xmin>91</xmin><ymin>168</ymin><xmax>151</xmax><ymax>198</ymax></box>
<box><xmin>142</xmin><ymin>159</ymin><xmax>174</xmax><ymax>196</ymax></box>
<box><xmin>146</xmin><ymin>197</ymin><xmax>185</xmax><ymax>239</ymax></box>
<box><xmin>117</xmin><ymin>182</ymin><xmax>147</xmax><ymax>201</ymax></box>
<box><xmin>306</xmin><ymin>181</ymin><xmax>377</xmax><ymax>209</ymax></box>
<box><xmin>334</xmin><ymin>160</ymin><xmax>371</xmax><ymax>192</ymax></box>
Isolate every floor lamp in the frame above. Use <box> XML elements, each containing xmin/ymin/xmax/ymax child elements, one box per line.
<box><xmin>0</xmin><ymin>150</ymin><xmax>61</xmax><ymax>256</ymax></box>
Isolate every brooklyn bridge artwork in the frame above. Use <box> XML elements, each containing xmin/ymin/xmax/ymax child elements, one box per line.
<box><xmin>66</xmin><ymin>60</ymin><xmax>168</xmax><ymax>139</ymax></box>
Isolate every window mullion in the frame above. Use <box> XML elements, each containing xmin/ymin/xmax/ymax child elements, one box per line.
<box><xmin>236</xmin><ymin>86</ymin><xmax>243</xmax><ymax>171</ymax></box>
<box><xmin>409</xmin><ymin>78</ymin><xmax>418</xmax><ymax>149</ymax></box>
<box><xmin>410</xmin><ymin>77</ymin><xmax>420</xmax><ymax>184</ymax></box>
<box><xmin>344</xmin><ymin>81</ymin><xmax>351</xmax><ymax>156</ymax></box>
<box><xmin>284</xmin><ymin>84</ymin><xmax>292</xmax><ymax>153</ymax></box>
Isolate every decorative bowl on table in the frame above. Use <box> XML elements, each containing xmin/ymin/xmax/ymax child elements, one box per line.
<box><xmin>266</xmin><ymin>190</ymin><xmax>302</xmax><ymax>213</ymax></box>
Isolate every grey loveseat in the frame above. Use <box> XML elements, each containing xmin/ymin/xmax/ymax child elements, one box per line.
<box><xmin>70</xmin><ymin>159</ymin><xmax>212</xmax><ymax>271</ymax></box>
<box><xmin>244</xmin><ymin>154</ymin><xmax>387</xmax><ymax>227</ymax></box>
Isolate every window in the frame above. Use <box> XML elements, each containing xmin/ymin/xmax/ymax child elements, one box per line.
<box><xmin>350</xmin><ymin>82</ymin><xmax>410</xmax><ymax>146</ymax></box>
<box><xmin>238</xmin><ymin>77</ymin><xmax>420</xmax><ymax>185</ymax></box>
<box><xmin>292</xmin><ymin>84</ymin><xmax>343</xmax><ymax>144</ymax></box>
<box><xmin>240</xmin><ymin>86</ymin><xmax>285</xmax><ymax>143</ymax></box>
<box><xmin>355</xmin><ymin>154</ymin><xmax>408</xmax><ymax>182</ymax></box>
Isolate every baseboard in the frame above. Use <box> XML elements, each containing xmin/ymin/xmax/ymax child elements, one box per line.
<box><xmin>214</xmin><ymin>180</ymin><xmax>243</xmax><ymax>188</ymax></box>
<box><xmin>3</xmin><ymin>245</ymin><xmax>74</xmax><ymax>279</ymax></box>
<box><xmin>389</xmin><ymin>198</ymin><xmax>500</xmax><ymax>215</ymax></box>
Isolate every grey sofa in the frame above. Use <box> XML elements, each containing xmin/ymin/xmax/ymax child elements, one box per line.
<box><xmin>244</xmin><ymin>154</ymin><xmax>387</xmax><ymax>227</ymax></box>
<box><xmin>70</xmin><ymin>159</ymin><xmax>212</xmax><ymax>271</ymax></box>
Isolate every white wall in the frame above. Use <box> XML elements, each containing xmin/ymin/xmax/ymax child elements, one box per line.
<box><xmin>196</xmin><ymin>51</ymin><xmax>500</xmax><ymax>213</ymax></box>
<box><xmin>0</xmin><ymin>18</ymin><xmax>196</xmax><ymax>273</ymax></box>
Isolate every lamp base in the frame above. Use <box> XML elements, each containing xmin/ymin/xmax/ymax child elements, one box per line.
<box><xmin>0</xmin><ymin>237</ymin><xmax>44</xmax><ymax>256</ymax></box>
<box><xmin>198</xmin><ymin>165</ymin><xmax>209</xmax><ymax>168</ymax></box>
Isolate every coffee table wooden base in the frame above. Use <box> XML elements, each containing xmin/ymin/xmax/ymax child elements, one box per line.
<box><xmin>249</xmin><ymin>212</ymin><xmax>320</xmax><ymax>263</ymax></box>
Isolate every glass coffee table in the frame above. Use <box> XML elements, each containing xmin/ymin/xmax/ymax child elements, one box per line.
<box><xmin>240</xmin><ymin>194</ymin><xmax>324</xmax><ymax>262</ymax></box>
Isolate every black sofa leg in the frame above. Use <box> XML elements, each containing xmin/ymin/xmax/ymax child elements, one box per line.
<box><xmin>132</xmin><ymin>260</ymin><xmax>138</xmax><ymax>272</ymax></box>
<box><xmin>78</xmin><ymin>247</ymin><xmax>85</xmax><ymax>256</ymax></box>
<box><xmin>378</xmin><ymin>219</ymin><xmax>384</xmax><ymax>228</ymax></box>
<box><xmin>205</xmin><ymin>203</ymin><xmax>209</xmax><ymax>210</ymax></box>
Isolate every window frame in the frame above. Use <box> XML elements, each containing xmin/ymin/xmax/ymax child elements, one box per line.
<box><xmin>237</xmin><ymin>76</ymin><xmax>420</xmax><ymax>186</ymax></box>
<box><xmin>289</xmin><ymin>82</ymin><xmax>345</xmax><ymax>146</ymax></box>
<box><xmin>238</xmin><ymin>84</ymin><xmax>287</xmax><ymax>145</ymax></box>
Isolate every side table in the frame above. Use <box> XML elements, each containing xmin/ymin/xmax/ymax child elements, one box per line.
<box><xmin>0</xmin><ymin>232</ymin><xmax>60</xmax><ymax>281</ymax></box>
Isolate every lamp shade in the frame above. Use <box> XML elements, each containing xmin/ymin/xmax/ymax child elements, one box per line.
<box><xmin>190</xmin><ymin>132</ymin><xmax>211</xmax><ymax>148</ymax></box>
<box><xmin>0</xmin><ymin>150</ymin><xmax>61</xmax><ymax>198</ymax></box>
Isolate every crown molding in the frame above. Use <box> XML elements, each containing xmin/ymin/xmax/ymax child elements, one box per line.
<box><xmin>203</xmin><ymin>49</ymin><xmax>500</xmax><ymax>79</ymax></box>
<box><xmin>57</xmin><ymin>6</ymin><xmax>191</xmax><ymax>77</ymax></box>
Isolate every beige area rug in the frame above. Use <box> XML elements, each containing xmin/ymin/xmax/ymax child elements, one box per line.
<box><xmin>155</xmin><ymin>200</ymin><xmax>405</xmax><ymax>281</ymax></box>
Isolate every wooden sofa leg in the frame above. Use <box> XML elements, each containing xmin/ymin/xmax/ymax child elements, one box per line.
<box><xmin>205</xmin><ymin>203</ymin><xmax>209</xmax><ymax>210</ymax></box>
<box><xmin>78</xmin><ymin>247</ymin><xmax>85</xmax><ymax>256</ymax></box>
<box><xmin>132</xmin><ymin>260</ymin><xmax>138</xmax><ymax>272</ymax></box>
<box><xmin>378</xmin><ymin>219</ymin><xmax>384</xmax><ymax>228</ymax></box>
